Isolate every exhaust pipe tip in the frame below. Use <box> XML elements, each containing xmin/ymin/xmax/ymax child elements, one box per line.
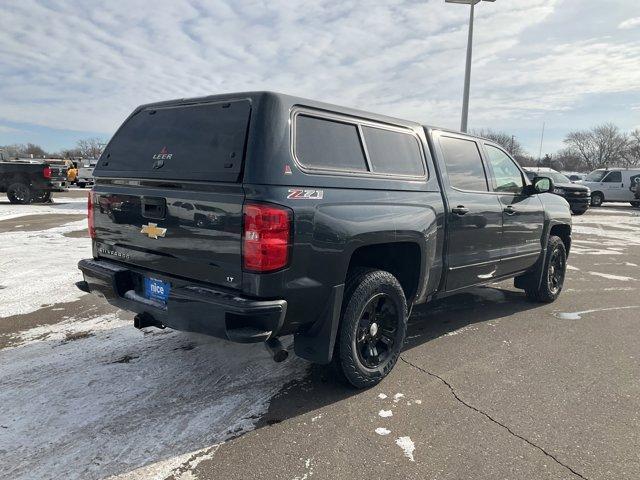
<box><xmin>134</xmin><ymin>312</ymin><xmax>165</xmax><ymax>330</ymax></box>
<box><xmin>265</xmin><ymin>337</ymin><xmax>289</xmax><ymax>363</ymax></box>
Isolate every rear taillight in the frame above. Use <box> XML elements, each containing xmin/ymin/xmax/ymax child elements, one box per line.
<box><xmin>243</xmin><ymin>203</ymin><xmax>292</xmax><ymax>272</ymax></box>
<box><xmin>88</xmin><ymin>192</ymin><xmax>96</xmax><ymax>239</ymax></box>
<box><xmin>43</xmin><ymin>166</ymin><xmax>52</xmax><ymax>179</ymax></box>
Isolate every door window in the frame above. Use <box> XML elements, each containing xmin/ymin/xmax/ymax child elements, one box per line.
<box><xmin>439</xmin><ymin>136</ymin><xmax>489</xmax><ymax>191</ymax></box>
<box><xmin>603</xmin><ymin>171</ymin><xmax>622</xmax><ymax>183</ymax></box>
<box><xmin>484</xmin><ymin>145</ymin><xmax>525</xmax><ymax>194</ymax></box>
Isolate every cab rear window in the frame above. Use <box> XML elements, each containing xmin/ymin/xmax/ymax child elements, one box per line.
<box><xmin>96</xmin><ymin>99</ymin><xmax>251</xmax><ymax>182</ymax></box>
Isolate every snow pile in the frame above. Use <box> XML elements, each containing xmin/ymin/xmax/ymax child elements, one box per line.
<box><xmin>0</xmin><ymin>219</ymin><xmax>91</xmax><ymax>317</ymax></box>
<box><xmin>0</xmin><ymin>314</ymin><xmax>308</xmax><ymax>480</ymax></box>
<box><xmin>0</xmin><ymin>196</ymin><xmax>86</xmax><ymax>221</ymax></box>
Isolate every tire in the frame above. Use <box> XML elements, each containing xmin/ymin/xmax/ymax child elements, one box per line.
<box><xmin>571</xmin><ymin>209</ymin><xmax>587</xmax><ymax>215</ymax></box>
<box><xmin>333</xmin><ymin>269</ymin><xmax>408</xmax><ymax>389</ymax></box>
<box><xmin>31</xmin><ymin>190</ymin><xmax>52</xmax><ymax>203</ymax></box>
<box><xmin>78</xmin><ymin>182</ymin><xmax>86</xmax><ymax>188</ymax></box>
<box><xmin>630</xmin><ymin>201</ymin><xmax>640</xmax><ymax>208</ymax></box>
<box><xmin>590</xmin><ymin>192</ymin><xmax>603</xmax><ymax>207</ymax></box>
<box><xmin>525</xmin><ymin>235</ymin><xmax>567</xmax><ymax>303</ymax></box>
<box><xmin>7</xmin><ymin>182</ymin><xmax>31</xmax><ymax>204</ymax></box>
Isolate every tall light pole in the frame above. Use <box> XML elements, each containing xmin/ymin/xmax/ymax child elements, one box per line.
<box><xmin>445</xmin><ymin>0</ymin><xmax>495</xmax><ymax>132</ymax></box>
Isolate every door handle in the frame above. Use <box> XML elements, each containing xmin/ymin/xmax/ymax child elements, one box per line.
<box><xmin>452</xmin><ymin>205</ymin><xmax>469</xmax><ymax>215</ymax></box>
<box><xmin>504</xmin><ymin>205</ymin><xmax>517</xmax><ymax>215</ymax></box>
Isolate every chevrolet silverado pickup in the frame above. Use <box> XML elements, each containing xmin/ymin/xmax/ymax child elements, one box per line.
<box><xmin>77</xmin><ymin>92</ymin><xmax>571</xmax><ymax>388</ymax></box>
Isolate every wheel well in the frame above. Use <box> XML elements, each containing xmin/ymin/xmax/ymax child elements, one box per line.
<box><xmin>591</xmin><ymin>190</ymin><xmax>603</xmax><ymax>198</ymax></box>
<box><xmin>347</xmin><ymin>242</ymin><xmax>421</xmax><ymax>302</ymax></box>
<box><xmin>550</xmin><ymin>224</ymin><xmax>571</xmax><ymax>255</ymax></box>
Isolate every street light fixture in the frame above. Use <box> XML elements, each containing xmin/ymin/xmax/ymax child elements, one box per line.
<box><xmin>445</xmin><ymin>0</ymin><xmax>495</xmax><ymax>133</ymax></box>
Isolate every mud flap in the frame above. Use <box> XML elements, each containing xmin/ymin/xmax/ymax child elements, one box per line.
<box><xmin>293</xmin><ymin>284</ymin><xmax>344</xmax><ymax>364</ymax></box>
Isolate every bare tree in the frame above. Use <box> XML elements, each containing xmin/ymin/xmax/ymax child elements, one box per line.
<box><xmin>623</xmin><ymin>129</ymin><xmax>640</xmax><ymax>168</ymax></box>
<box><xmin>472</xmin><ymin>129</ymin><xmax>524</xmax><ymax>157</ymax></box>
<box><xmin>0</xmin><ymin>143</ymin><xmax>48</xmax><ymax>158</ymax></box>
<box><xmin>563</xmin><ymin>123</ymin><xmax>629</xmax><ymax>170</ymax></box>
<box><xmin>554</xmin><ymin>148</ymin><xmax>584</xmax><ymax>171</ymax></box>
<box><xmin>76</xmin><ymin>138</ymin><xmax>105</xmax><ymax>159</ymax></box>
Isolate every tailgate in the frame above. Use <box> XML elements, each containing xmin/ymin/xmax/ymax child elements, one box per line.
<box><xmin>93</xmin><ymin>184</ymin><xmax>244</xmax><ymax>290</ymax></box>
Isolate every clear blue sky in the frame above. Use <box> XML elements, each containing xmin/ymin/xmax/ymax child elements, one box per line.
<box><xmin>0</xmin><ymin>0</ymin><xmax>638</xmax><ymax>156</ymax></box>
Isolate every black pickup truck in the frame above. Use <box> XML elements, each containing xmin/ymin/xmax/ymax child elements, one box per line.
<box><xmin>0</xmin><ymin>160</ymin><xmax>68</xmax><ymax>203</ymax></box>
<box><xmin>78</xmin><ymin>92</ymin><xmax>571</xmax><ymax>388</ymax></box>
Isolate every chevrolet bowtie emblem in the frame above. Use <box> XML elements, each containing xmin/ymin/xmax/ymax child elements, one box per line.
<box><xmin>140</xmin><ymin>223</ymin><xmax>167</xmax><ymax>239</ymax></box>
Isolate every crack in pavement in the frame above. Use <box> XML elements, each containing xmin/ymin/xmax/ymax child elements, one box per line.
<box><xmin>399</xmin><ymin>356</ymin><xmax>588</xmax><ymax>480</ymax></box>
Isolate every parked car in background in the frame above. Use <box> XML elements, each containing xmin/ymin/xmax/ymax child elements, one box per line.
<box><xmin>581</xmin><ymin>168</ymin><xmax>640</xmax><ymax>207</ymax></box>
<box><xmin>78</xmin><ymin>91</ymin><xmax>572</xmax><ymax>388</ymax></box>
<box><xmin>77</xmin><ymin>159</ymin><xmax>98</xmax><ymax>188</ymax></box>
<box><xmin>524</xmin><ymin>167</ymin><xmax>590</xmax><ymax>215</ymax></box>
<box><xmin>0</xmin><ymin>159</ymin><xmax>67</xmax><ymax>203</ymax></box>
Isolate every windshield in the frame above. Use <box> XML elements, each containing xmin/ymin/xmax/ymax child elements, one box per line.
<box><xmin>546</xmin><ymin>172</ymin><xmax>571</xmax><ymax>184</ymax></box>
<box><xmin>585</xmin><ymin>170</ymin><xmax>608</xmax><ymax>182</ymax></box>
<box><xmin>525</xmin><ymin>170</ymin><xmax>571</xmax><ymax>184</ymax></box>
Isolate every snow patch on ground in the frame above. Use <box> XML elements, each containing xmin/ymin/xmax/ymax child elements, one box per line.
<box><xmin>377</xmin><ymin>393</ymin><xmax>388</xmax><ymax>400</ymax></box>
<box><xmin>0</xmin><ymin>219</ymin><xmax>91</xmax><ymax>317</ymax></box>
<box><xmin>378</xmin><ymin>409</ymin><xmax>393</xmax><ymax>418</ymax></box>
<box><xmin>375</xmin><ymin>427</ymin><xmax>391</xmax><ymax>436</ymax></box>
<box><xmin>0</xmin><ymin>196</ymin><xmax>86</xmax><ymax>221</ymax></box>
<box><xmin>555</xmin><ymin>305</ymin><xmax>640</xmax><ymax>320</ymax></box>
<box><xmin>395</xmin><ymin>436</ymin><xmax>415</xmax><ymax>462</ymax></box>
<box><xmin>588</xmin><ymin>271</ymin><xmax>636</xmax><ymax>282</ymax></box>
<box><xmin>393</xmin><ymin>393</ymin><xmax>405</xmax><ymax>403</ymax></box>
<box><xmin>0</xmin><ymin>314</ymin><xmax>308</xmax><ymax>480</ymax></box>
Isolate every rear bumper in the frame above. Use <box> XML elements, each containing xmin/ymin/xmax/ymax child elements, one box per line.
<box><xmin>77</xmin><ymin>258</ymin><xmax>286</xmax><ymax>343</ymax></box>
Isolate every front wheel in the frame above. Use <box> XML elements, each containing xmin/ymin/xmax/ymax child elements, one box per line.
<box><xmin>525</xmin><ymin>235</ymin><xmax>567</xmax><ymax>303</ymax></box>
<box><xmin>630</xmin><ymin>201</ymin><xmax>640</xmax><ymax>208</ymax></box>
<box><xmin>590</xmin><ymin>192</ymin><xmax>603</xmax><ymax>207</ymax></box>
<box><xmin>571</xmin><ymin>209</ymin><xmax>587</xmax><ymax>216</ymax></box>
<box><xmin>333</xmin><ymin>269</ymin><xmax>407</xmax><ymax>389</ymax></box>
<box><xmin>31</xmin><ymin>190</ymin><xmax>52</xmax><ymax>203</ymax></box>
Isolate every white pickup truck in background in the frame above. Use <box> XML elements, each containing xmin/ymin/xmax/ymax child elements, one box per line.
<box><xmin>77</xmin><ymin>159</ymin><xmax>98</xmax><ymax>188</ymax></box>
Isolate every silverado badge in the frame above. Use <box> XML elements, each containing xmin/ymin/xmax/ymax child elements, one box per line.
<box><xmin>141</xmin><ymin>223</ymin><xmax>167</xmax><ymax>239</ymax></box>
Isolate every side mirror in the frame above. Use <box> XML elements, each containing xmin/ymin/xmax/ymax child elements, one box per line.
<box><xmin>532</xmin><ymin>176</ymin><xmax>554</xmax><ymax>194</ymax></box>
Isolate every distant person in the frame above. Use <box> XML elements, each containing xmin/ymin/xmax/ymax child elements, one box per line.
<box><xmin>67</xmin><ymin>163</ymin><xmax>78</xmax><ymax>184</ymax></box>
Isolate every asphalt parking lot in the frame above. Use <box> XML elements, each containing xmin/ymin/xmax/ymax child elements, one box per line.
<box><xmin>1</xmin><ymin>192</ymin><xmax>639</xmax><ymax>480</ymax></box>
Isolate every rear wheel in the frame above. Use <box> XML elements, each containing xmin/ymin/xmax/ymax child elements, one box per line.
<box><xmin>590</xmin><ymin>192</ymin><xmax>603</xmax><ymax>207</ymax></box>
<box><xmin>571</xmin><ymin>209</ymin><xmax>587</xmax><ymax>215</ymax></box>
<box><xmin>630</xmin><ymin>201</ymin><xmax>640</xmax><ymax>208</ymax></box>
<box><xmin>333</xmin><ymin>269</ymin><xmax>407</xmax><ymax>388</ymax></box>
<box><xmin>525</xmin><ymin>235</ymin><xmax>567</xmax><ymax>303</ymax></box>
<box><xmin>7</xmin><ymin>182</ymin><xmax>31</xmax><ymax>204</ymax></box>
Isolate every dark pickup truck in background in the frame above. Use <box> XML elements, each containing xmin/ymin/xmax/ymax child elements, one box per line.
<box><xmin>0</xmin><ymin>159</ymin><xmax>68</xmax><ymax>204</ymax></box>
<box><xmin>78</xmin><ymin>92</ymin><xmax>571</xmax><ymax>388</ymax></box>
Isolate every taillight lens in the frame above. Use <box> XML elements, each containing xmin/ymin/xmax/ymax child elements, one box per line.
<box><xmin>243</xmin><ymin>203</ymin><xmax>292</xmax><ymax>272</ymax></box>
<box><xmin>43</xmin><ymin>166</ymin><xmax>52</xmax><ymax>179</ymax></box>
<box><xmin>88</xmin><ymin>192</ymin><xmax>96</xmax><ymax>239</ymax></box>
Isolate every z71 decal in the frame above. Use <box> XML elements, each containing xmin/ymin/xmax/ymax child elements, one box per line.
<box><xmin>287</xmin><ymin>189</ymin><xmax>324</xmax><ymax>199</ymax></box>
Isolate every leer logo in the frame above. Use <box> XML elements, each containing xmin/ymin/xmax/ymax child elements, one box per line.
<box><xmin>141</xmin><ymin>223</ymin><xmax>167</xmax><ymax>239</ymax></box>
<box><xmin>153</xmin><ymin>146</ymin><xmax>173</xmax><ymax>160</ymax></box>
